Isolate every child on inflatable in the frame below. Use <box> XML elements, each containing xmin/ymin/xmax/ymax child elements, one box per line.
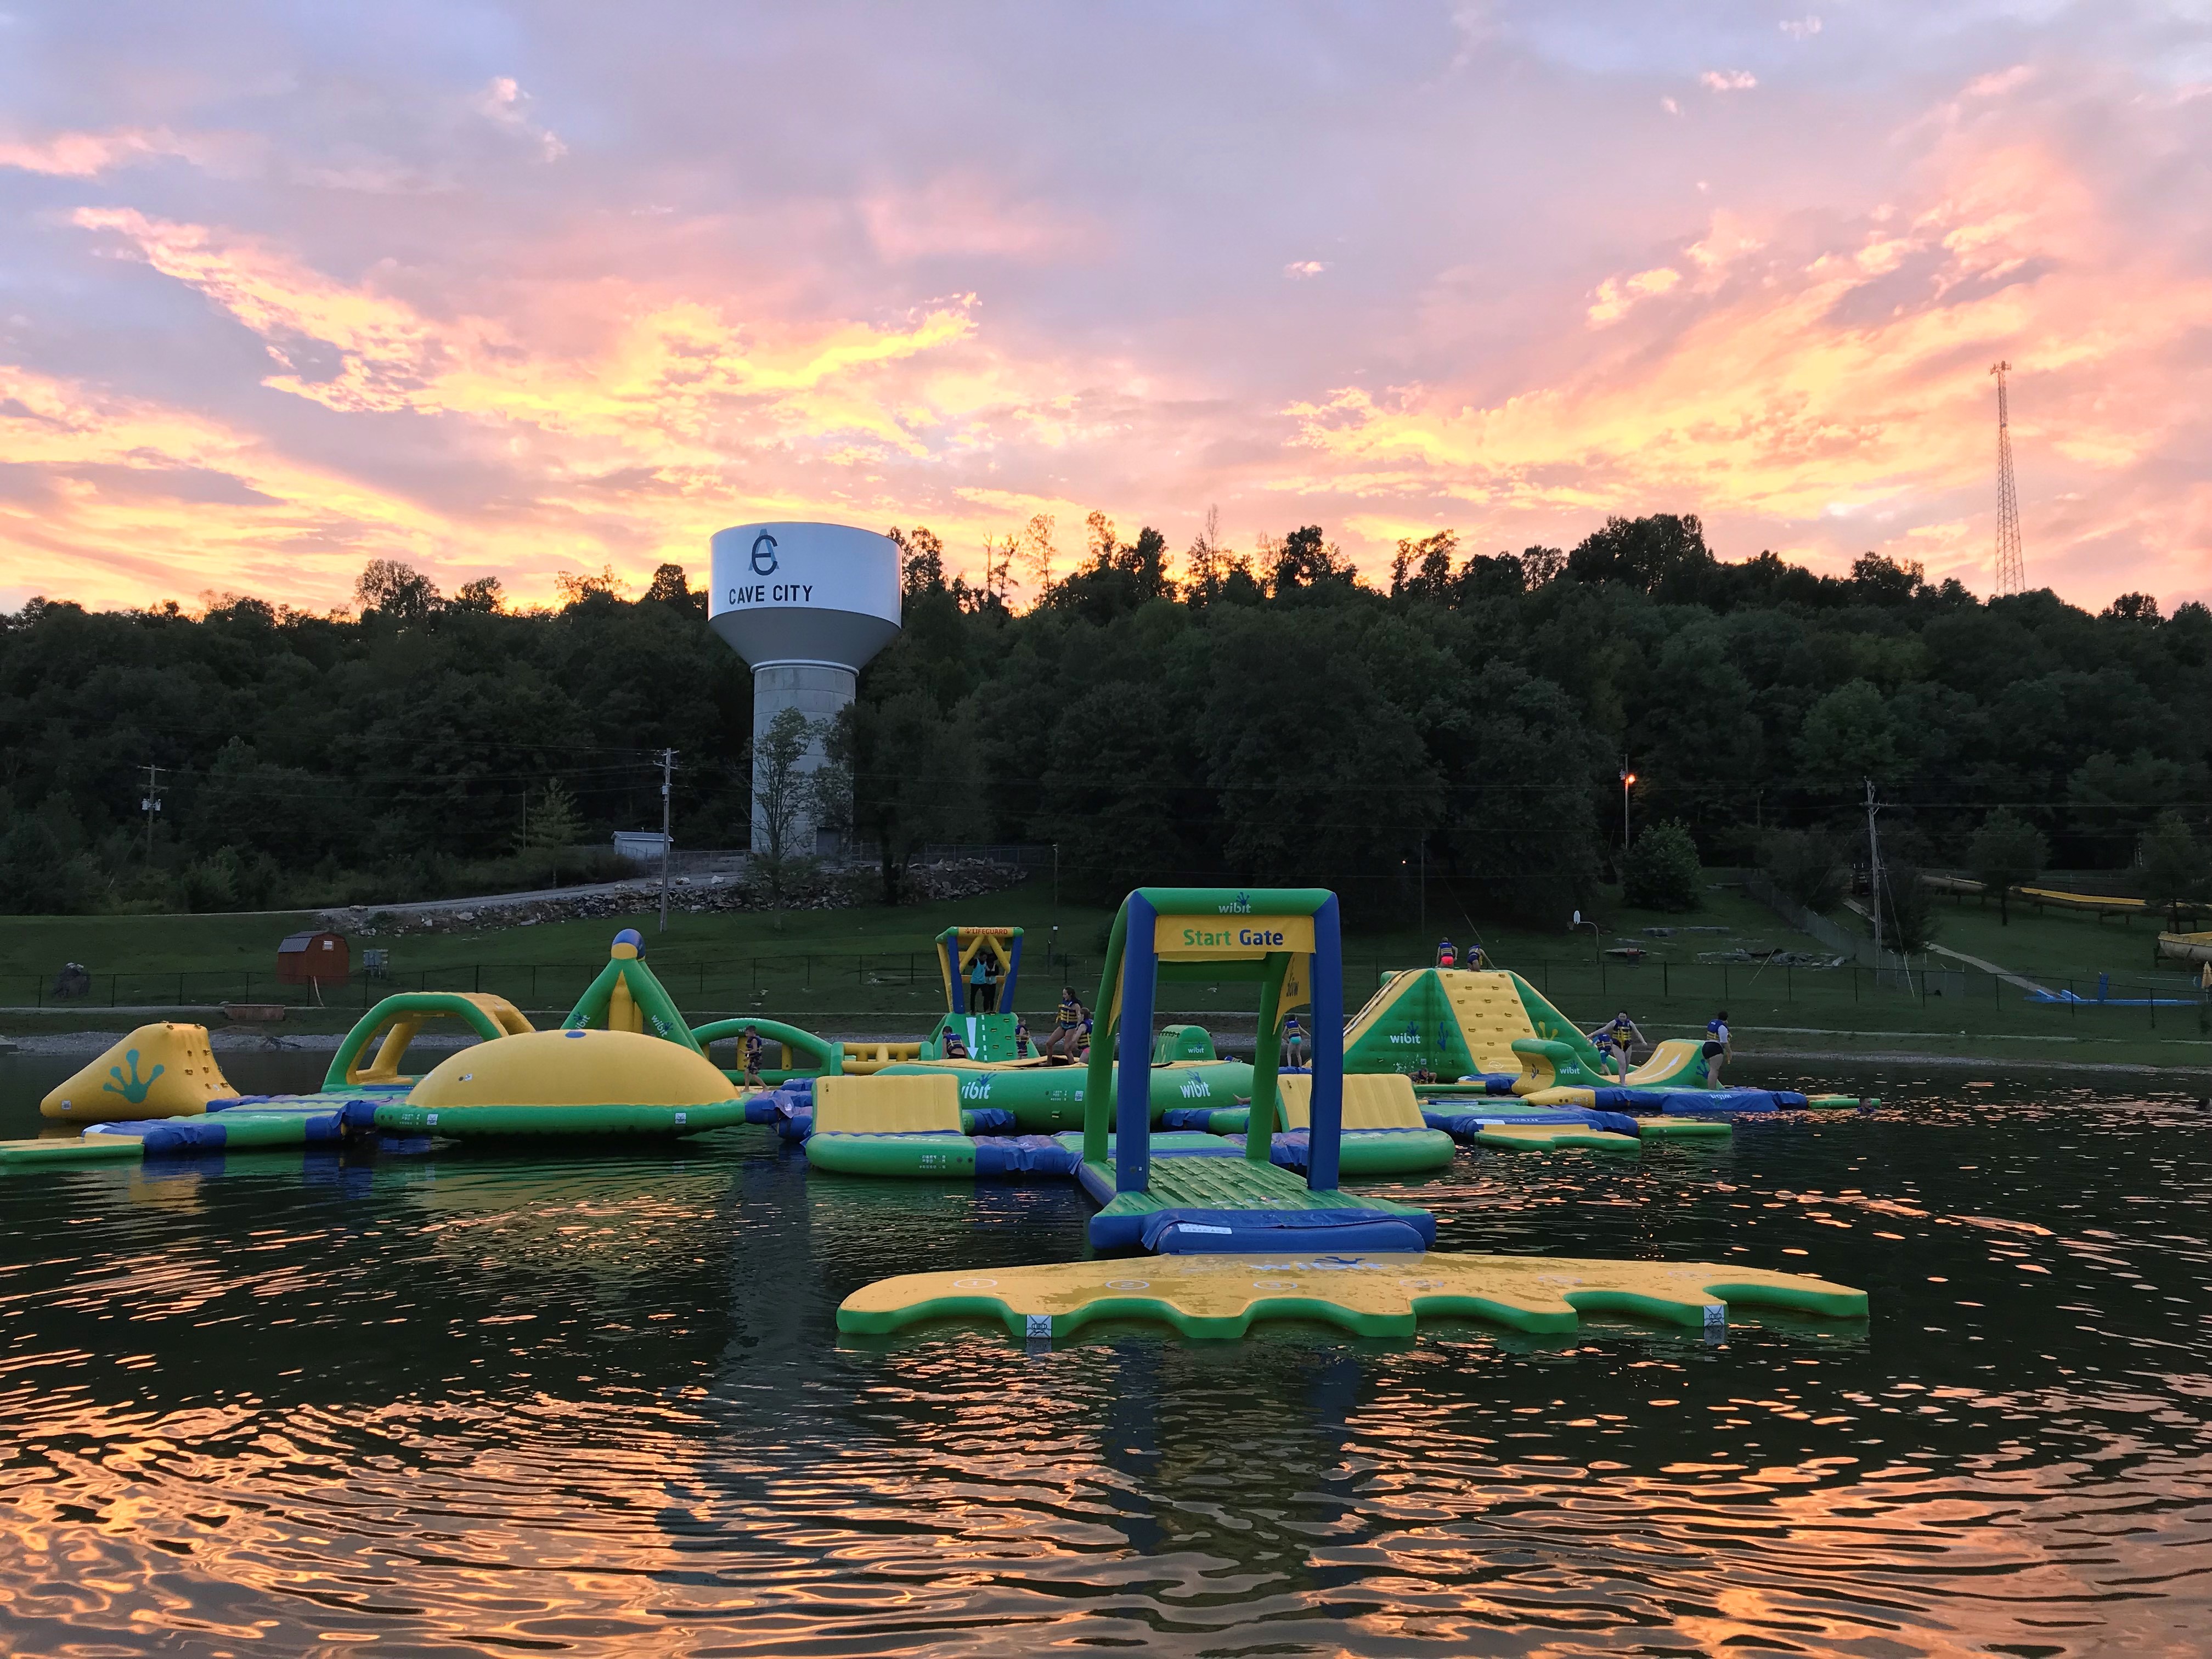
<box><xmin>1280</xmin><ymin>1011</ymin><xmax>1308</xmax><ymax>1069</ymax></box>
<box><xmin>740</xmin><ymin>1025</ymin><xmax>766</xmax><ymax>1089</ymax></box>
<box><xmin>1436</xmin><ymin>938</ymin><xmax>1457</xmax><ymax>968</ymax></box>
<box><xmin>1704</xmin><ymin>1010</ymin><xmax>1731</xmax><ymax>1085</ymax></box>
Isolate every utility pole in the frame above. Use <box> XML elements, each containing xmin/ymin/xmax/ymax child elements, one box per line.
<box><xmin>657</xmin><ymin>748</ymin><xmax>679</xmax><ymax>933</ymax></box>
<box><xmin>1864</xmin><ymin>778</ymin><xmax>1886</xmax><ymax>978</ymax></box>
<box><xmin>1991</xmin><ymin>360</ymin><xmax>2025</xmax><ymax>597</ymax></box>
<box><xmin>139</xmin><ymin>763</ymin><xmax>165</xmax><ymax>859</ymax></box>
<box><xmin>1620</xmin><ymin>765</ymin><xmax>1637</xmax><ymax>851</ymax></box>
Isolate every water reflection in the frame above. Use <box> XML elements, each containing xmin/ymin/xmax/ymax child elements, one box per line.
<box><xmin>1</xmin><ymin>1068</ymin><xmax>2209</xmax><ymax>1652</ymax></box>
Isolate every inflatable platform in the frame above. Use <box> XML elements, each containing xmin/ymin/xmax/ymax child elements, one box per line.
<box><xmin>1266</xmin><ymin>1073</ymin><xmax>1455</xmax><ymax>1175</ymax></box>
<box><xmin>838</xmin><ymin>1250</ymin><xmax>1869</xmax><ymax>1342</ymax></box>
<box><xmin>1064</xmin><ymin>886</ymin><xmax>1436</xmax><ymax>1253</ymax></box>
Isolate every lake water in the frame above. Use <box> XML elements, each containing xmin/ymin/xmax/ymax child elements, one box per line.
<box><xmin>3</xmin><ymin>1052</ymin><xmax>2210</xmax><ymax>1656</ymax></box>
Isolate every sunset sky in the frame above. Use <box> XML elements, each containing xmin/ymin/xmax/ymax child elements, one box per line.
<box><xmin>3</xmin><ymin>1</ymin><xmax>2208</xmax><ymax>616</ymax></box>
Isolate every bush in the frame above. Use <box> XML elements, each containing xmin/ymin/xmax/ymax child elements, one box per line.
<box><xmin>1622</xmin><ymin>820</ymin><xmax>1702</xmax><ymax>912</ymax></box>
<box><xmin>1759</xmin><ymin>828</ymin><xmax>1846</xmax><ymax>912</ymax></box>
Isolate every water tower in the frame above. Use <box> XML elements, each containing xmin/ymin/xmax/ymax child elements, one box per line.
<box><xmin>708</xmin><ymin>521</ymin><xmax>902</xmax><ymax>854</ymax></box>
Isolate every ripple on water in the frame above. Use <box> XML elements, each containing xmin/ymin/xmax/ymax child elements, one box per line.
<box><xmin>2</xmin><ymin>1072</ymin><xmax>2210</xmax><ymax>1653</ymax></box>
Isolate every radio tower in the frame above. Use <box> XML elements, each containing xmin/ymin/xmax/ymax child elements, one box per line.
<box><xmin>1990</xmin><ymin>360</ymin><xmax>2025</xmax><ymax>596</ymax></box>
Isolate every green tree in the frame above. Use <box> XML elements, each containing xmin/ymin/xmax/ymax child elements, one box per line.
<box><xmin>1390</xmin><ymin>530</ymin><xmax>1459</xmax><ymax>603</ymax></box>
<box><xmin>355</xmin><ymin>558</ymin><xmax>442</xmax><ymax>619</ymax></box>
<box><xmin>644</xmin><ymin>563</ymin><xmax>703</xmax><ymax>614</ymax></box>
<box><xmin>0</xmin><ymin>810</ymin><xmax>101</xmax><ymax>914</ymax></box>
<box><xmin>1429</xmin><ymin>661</ymin><xmax>1602</xmax><ymax>924</ymax></box>
<box><xmin>2136</xmin><ymin>809</ymin><xmax>2210</xmax><ymax>924</ymax></box>
<box><xmin>1965</xmin><ymin>806</ymin><xmax>2049</xmax><ymax>924</ymax></box>
<box><xmin>450</xmin><ymin>575</ymin><xmax>505</xmax><ymax>613</ymax></box>
<box><xmin>1269</xmin><ymin>525</ymin><xmax>1352</xmax><ymax>594</ymax></box>
<box><xmin>514</xmin><ymin>780</ymin><xmax>583</xmax><ymax>885</ymax></box>
<box><xmin>1759</xmin><ymin>828</ymin><xmax>1846</xmax><ymax>912</ymax></box>
<box><xmin>1878</xmin><ymin>862</ymin><xmax>1940</xmax><ymax>953</ymax></box>
<box><xmin>1622</xmin><ymin>819</ymin><xmax>1702</xmax><ymax>912</ymax></box>
<box><xmin>831</xmin><ymin>693</ymin><xmax>988</xmax><ymax>904</ymax></box>
<box><xmin>1198</xmin><ymin>607</ymin><xmax>1437</xmax><ymax>895</ymax></box>
<box><xmin>749</xmin><ymin>706</ymin><xmax>823</xmax><ymax>904</ymax></box>
<box><xmin>888</xmin><ymin>526</ymin><xmax>946</xmax><ymax>596</ymax></box>
<box><xmin>1565</xmin><ymin>514</ymin><xmax>1713</xmax><ymax>596</ymax></box>
<box><xmin>1797</xmin><ymin>679</ymin><xmax>1898</xmax><ymax>792</ymax></box>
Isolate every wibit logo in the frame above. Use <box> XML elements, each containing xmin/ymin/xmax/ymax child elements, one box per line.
<box><xmin>100</xmin><ymin>1048</ymin><xmax>164</xmax><ymax>1104</ymax></box>
<box><xmin>1217</xmin><ymin>890</ymin><xmax>1253</xmax><ymax>915</ymax></box>
<box><xmin>750</xmin><ymin>531</ymin><xmax>779</xmax><ymax>575</ymax></box>
<box><xmin>1178</xmin><ymin>1074</ymin><xmax>1211</xmax><ymax>1098</ymax></box>
<box><xmin>1250</xmin><ymin>1256</ymin><xmax>1387</xmax><ymax>1274</ymax></box>
<box><xmin>960</xmin><ymin>1077</ymin><xmax>994</xmax><ymax>1101</ymax></box>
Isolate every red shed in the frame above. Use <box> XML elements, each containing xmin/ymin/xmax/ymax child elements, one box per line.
<box><xmin>276</xmin><ymin>930</ymin><xmax>349</xmax><ymax>987</ymax></box>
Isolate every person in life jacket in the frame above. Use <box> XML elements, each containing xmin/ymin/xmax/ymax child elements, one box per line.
<box><xmin>1703</xmin><ymin>1010</ymin><xmax>1732</xmax><ymax>1085</ymax></box>
<box><xmin>1587</xmin><ymin>1010</ymin><xmax>1645</xmax><ymax>1084</ymax></box>
<box><xmin>1044</xmin><ymin>988</ymin><xmax>1084</xmax><ymax>1059</ymax></box>
<box><xmin>740</xmin><ymin>1025</ymin><xmax>766</xmax><ymax>1088</ymax></box>
<box><xmin>1280</xmin><ymin>1011</ymin><xmax>1308</xmax><ymax>1069</ymax></box>
<box><xmin>1436</xmin><ymin>938</ymin><xmax>1457</xmax><ymax>968</ymax></box>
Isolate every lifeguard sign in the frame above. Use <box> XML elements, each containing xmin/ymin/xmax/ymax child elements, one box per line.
<box><xmin>1085</xmin><ymin>887</ymin><xmax>1346</xmax><ymax>1195</ymax></box>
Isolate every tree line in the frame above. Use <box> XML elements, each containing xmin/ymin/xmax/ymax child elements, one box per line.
<box><xmin>1</xmin><ymin>514</ymin><xmax>2207</xmax><ymax>927</ymax></box>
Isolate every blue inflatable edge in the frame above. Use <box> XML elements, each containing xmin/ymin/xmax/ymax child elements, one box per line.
<box><xmin>1091</xmin><ymin>1206</ymin><xmax>1436</xmax><ymax>1254</ymax></box>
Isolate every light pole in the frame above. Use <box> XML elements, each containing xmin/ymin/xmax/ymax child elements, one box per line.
<box><xmin>1572</xmin><ymin>909</ymin><xmax>1601</xmax><ymax>963</ymax></box>
<box><xmin>1619</xmin><ymin>766</ymin><xmax>1637</xmax><ymax>851</ymax></box>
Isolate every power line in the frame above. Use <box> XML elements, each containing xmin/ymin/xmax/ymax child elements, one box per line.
<box><xmin>1991</xmin><ymin>360</ymin><xmax>2025</xmax><ymax>597</ymax></box>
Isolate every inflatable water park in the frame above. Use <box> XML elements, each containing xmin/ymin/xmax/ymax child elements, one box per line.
<box><xmin>3</xmin><ymin>888</ymin><xmax>1871</xmax><ymax>1342</ymax></box>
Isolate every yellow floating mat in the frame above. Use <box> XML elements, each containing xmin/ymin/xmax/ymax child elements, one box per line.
<box><xmin>812</xmin><ymin>1072</ymin><xmax>963</xmax><ymax>1134</ymax></box>
<box><xmin>1276</xmin><ymin>1071</ymin><xmax>1425</xmax><ymax>1130</ymax></box>
<box><xmin>837</xmin><ymin>1250</ymin><xmax>1867</xmax><ymax>1342</ymax></box>
<box><xmin>1475</xmin><ymin>1122</ymin><xmax>1640</xmax><ymax>1153</ymax></box>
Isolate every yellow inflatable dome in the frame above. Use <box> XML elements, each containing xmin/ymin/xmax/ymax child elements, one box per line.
<box><xmin>407</xmin><ymin>1027</ymin><xmax>737</xmax><ymax>1110</ymax></box>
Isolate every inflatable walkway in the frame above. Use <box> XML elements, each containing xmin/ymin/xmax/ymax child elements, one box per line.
<box><xmin>840</xmin><ymin>1250</ymin><xmax>1869</xmax><ymax>1342</ymax></box>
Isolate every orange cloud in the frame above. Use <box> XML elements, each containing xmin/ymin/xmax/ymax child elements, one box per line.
<box><xmin>1283</xmin><ymin>136</ymin><xmax>2212</xmax><ymax>595</ymax></box>
<box><xmin>0</xmin><ymin>127</ymin><xmax>213</xmax><ymax>175</ymax></box>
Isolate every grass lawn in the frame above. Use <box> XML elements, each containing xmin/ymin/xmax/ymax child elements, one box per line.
<box><xmin>1910</xmin><ymin>889</ymin><xmax>2196</xmax><ymax>988</ymax></box>
<box><xmin>2</xmin><ymin>874</ymin><xmax>2205</xmax><ymax>1060</ymax></box>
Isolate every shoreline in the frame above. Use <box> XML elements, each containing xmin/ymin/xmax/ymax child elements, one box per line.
<box><xmin>3</xmin><ymin>1026</ymin><xmax>2207</xmax><ymax>1081</ymax></box>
